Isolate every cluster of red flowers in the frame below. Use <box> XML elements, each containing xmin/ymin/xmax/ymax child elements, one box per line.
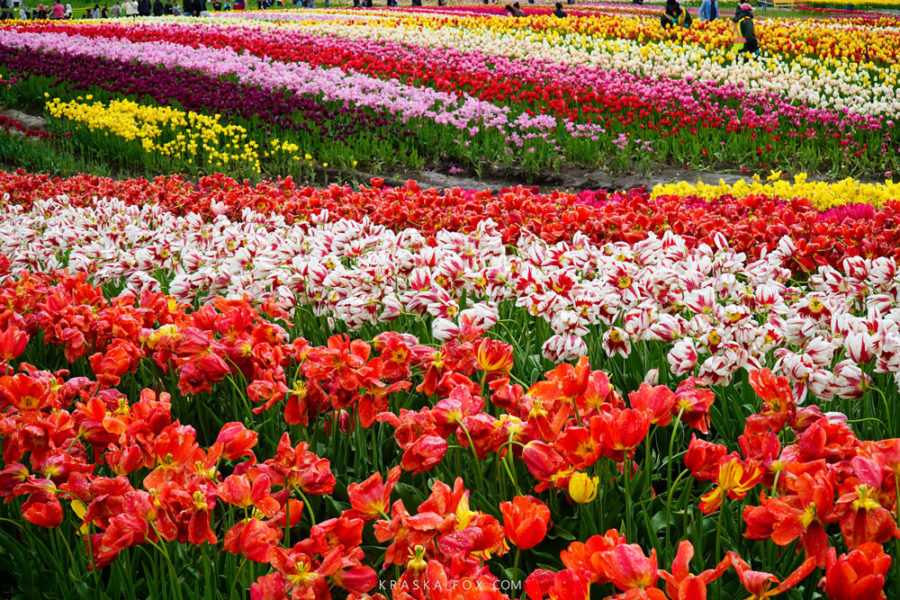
<box><xmin>0</xmin><ymin>263</ymin><xmax>501</xmax><ymax>432</ymax></box>
<box><xmin>1</xmin><ymin>258</ymin><xmax>898</xmax><ymax>599</ymax></box>
<box><xmin>2</xmin><ymin>170</ymin><xmax>899</xmax><ymax>273</ymax></box>
<box><xmin>0</xmin><ymin>114</ymin><xmax>52</xmax><ymax>138</ymax></box>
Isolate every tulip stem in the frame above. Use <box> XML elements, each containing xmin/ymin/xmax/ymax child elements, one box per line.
<box><xmin>661</xmin><ymin>409</ymin><xmax>683</xmax><ymax>561</ymax></box>
<box><xmin>714</xmin><ymin>502</ymin><xmax>726</xmax><ymax>563</ymax></box>
<box><xmin>873</xmin><ymin>385</ymin><xmax>893</xmax><ymax>437</ymax></box>
<box><xmin>665</xmin><ymin>408</ymin><xmax>685</xmax><ymax>498</ymax></box>
<box><xmin>664</xmin><ymin>468</ymin><xmax>690</xmax><ymax>564</ymax></box>
<box><xmin>148</xmin><ymin>525</ymin><xmax>185</xmax><ymax>600</ymax></box>
<box><xmin>643</xmin><ymin>425</ymin><xmax>654</xmax><ymax>499</ymax></box>
<box><xmin>623</xmin><ymin>450</ymin><xmax>633</xmax><ymax>541</ymax></box>
<box><xmin>460</xmin><ymin>422</ymin><xmax>485</xmax><ymax>490</ymax></box>
<box><xmin>501</xmin><ymin>451</ymin><xmax>523</xmax><ymax>496</ymax></box>
<box><xmin>293</xmin><ymin>485</ymin><xmax>318</xmax><ymax>529</ymax></box>
<box><xmin>228</xmin><ymin>558</ymin><xmax>248</xmax><ymax>600</ymax></box>
<box><xmin>512</xmin><ymin>547</ymin><xmax>521</xmax><ymax>578</ymax></box>
<box><xmin>571</xmin><ymin>396</ymin><xmax>582</xmax><ymax>427</ymax></box>
<box><xmin>285</xmin><ymin>495</ymin><xmax>291</xmax><ymax>547</ymax></box>
<box><xmin>85</xmin><ymin>522</ymin><xmax>101</xmax><ymax>588</ymax></box>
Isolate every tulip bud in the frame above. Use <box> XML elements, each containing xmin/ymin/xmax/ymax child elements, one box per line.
<box><xmin>568</xmin><ymin>472</ymin><xmax>599</xmax><ymax>504</ymax></box>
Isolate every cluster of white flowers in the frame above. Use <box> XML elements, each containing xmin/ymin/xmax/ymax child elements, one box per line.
<box><xmin>3</xmin><ymin>194</ymin><xmax>900</xmax><ymax>403</ymax></box>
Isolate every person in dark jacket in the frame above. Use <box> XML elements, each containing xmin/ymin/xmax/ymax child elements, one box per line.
<box><xmin>732</xmin><ymin>3</ymin><xmax>759</xmax><ymax>57</ymax></box>
<box><xmin>552</xmin><ymin>1</ymin><xmax>565</xmax><ymax>17</ymax></box>
<box><xmin>137</xmin><ymin>0</ymin><xmax>150</xmax><ymax>14</ymax></box>
<box><xmin>152</xmin><ymin>0</ymin><xmax>162</xmax><ymax>13</ymax></box>
<box><xmin>661</xmin><ymin>0</ymin><xmax>691</xmax><ymax>28</ymax></box>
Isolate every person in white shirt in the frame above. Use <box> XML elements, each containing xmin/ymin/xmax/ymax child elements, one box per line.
<box><xmin>123</xmin><ymin>0</ymin><xmax>137</xmax><ymax>14</ymax></box>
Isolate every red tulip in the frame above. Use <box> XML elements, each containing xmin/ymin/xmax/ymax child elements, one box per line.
<box><xmin>0</xmin><ymin>326</ymin><xmax>28</xmax><ymax>361</ymax></box>
<box><xmin>823</xmin><ymin>542</ymin><xmax>891</xmax><ymax>600</ymax></box>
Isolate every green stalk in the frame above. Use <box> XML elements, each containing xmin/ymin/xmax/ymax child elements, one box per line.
<box><xmin>623</xmin><ymin>450</ymin><xmax>633</xmax><ymax>541</ymax></box>
<box><xmin>293</xmin><ymin>485</ymin><xmax>318</xmax><ymax>529</ymax></box>
<box><xmin>664</xmin><ymin>468</ymin><xmax>690</xmax><ymax>564</ymax></box>
<box><xmin>666</xmin><ymin>407</ymin><xmax>685</xmax><ymax>497</ymax></box>
<box><xmin>459</xmin><ymin>421</ymin><xmax>485</xmax><ymax>490</ymax></box>
<box><xmin>714</xmin><ymin>501</ymin><xmax>727</xmax><ymax>564</ymax></box>
<box><xmin>148</xmin><ymin>524</ymin><xmax>185</xmax><ymax>600</ymax></box>
<box><xmin>228</xmin><ymin>558</ymin><xmax>249</xmax><ymax>600</ymax></box>
<box><xmin>643</xmin><ymin>425</ymin><xmax>655</xmax><ymax>498</ymax></box>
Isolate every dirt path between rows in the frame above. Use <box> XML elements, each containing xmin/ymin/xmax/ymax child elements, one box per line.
<box><xmin>383</xmin><ymin>165</ymin><xmax>880</xmax><ymax>194</ymax></box>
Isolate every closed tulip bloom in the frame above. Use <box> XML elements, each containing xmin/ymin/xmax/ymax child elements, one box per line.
<box><xmin>823</xmin><ymin>543</ymin><xmax>891</xmax><ymax>600</ymax></box>
<box><xmin>500</xmin><ymin>495</ymin><xmax>550</xmax><ymax>550</ymax></box>
<box><xmin>568</xmin><ymin>471</ymin><xmax>599</xmax><ymax>504</ymax></box>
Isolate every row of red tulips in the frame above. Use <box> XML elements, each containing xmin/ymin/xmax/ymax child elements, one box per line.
<box><xmin>2</xmin><ymin>170</ymin><xmax>899</xmax><ymax>273</ymax></box>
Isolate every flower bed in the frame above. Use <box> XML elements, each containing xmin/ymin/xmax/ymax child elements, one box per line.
<box><xmin>1</xmin><ymin>11</ymin><xmax>898</xmax><ymax>176</ymax></box>
<box><xmin>2</xmin><ymin>6</ymin><xmax>900</xmax><ymax>599</ymax></box>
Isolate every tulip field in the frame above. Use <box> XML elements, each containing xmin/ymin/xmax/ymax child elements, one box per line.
<box><xmin>3</xmin><ymin>4</ymin><xmax>900</xmax><ymax>600</ymax></box>
<box><xmin>2</xmin><ymin>7</ymin><xmax>900</xmax><ymax>177</ymax></box>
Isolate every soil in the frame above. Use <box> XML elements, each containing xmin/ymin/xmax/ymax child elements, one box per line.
<box><xmin>375</xmin><ymin>164</ymin><xmax>883</xmax><ymax>194</ymax></box>
<box><xmin>388</xmin><ymin>166</ymin><xmax>754</xmax><ymax>193</ymax></box>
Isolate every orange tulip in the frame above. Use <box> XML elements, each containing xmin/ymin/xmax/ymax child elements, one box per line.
<box><xmin>500</xmin><ymin>495</ymin><xmax>550</xmax><ymax>550</ymax></box>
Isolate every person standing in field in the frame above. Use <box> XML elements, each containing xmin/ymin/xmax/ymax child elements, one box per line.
<box><xmin>50</xmin><ymin>0</ymin><xmax>65</xmax><ymax>18</ymax></box>
<box><xmin>552</xmin><ymin>1</ymin><xmax>566</xmax><ymax>17</ymax></box>
<box><xmin>661</xmin><ymin>0</ymin><xmax>692</xmax><ymax>28</ymax></box>
<box><xmin>109</xmin><ymin>1</ymin><xmax>120</xmax><ymax>16</ymax></box>
<box><xmin>698</xmin><ymin>0</ymin><xmax>717</xmax><ymax>20</ymax></box>
<box><xmin>732</xmin><ymin>3</ymin><xmax>760</xmax><ymax>57</ymax></box>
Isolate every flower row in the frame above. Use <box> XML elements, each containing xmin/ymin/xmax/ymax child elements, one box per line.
<box><xmin>0</xmin><ymin>267</ymin><xmax>896</xmax><ymax>599</ymax></box>
<box><xmin>46</xmin><ymin>96</ymin><xmax>271</xmax><ymax>173</ymax></box>
<box><xmin>652</xmin><ymin>172</ymin><xmax>900</xmax><ymax>210</ymax></box>
<box><xmin>4</xmin><ymin>191</ymin><xmax>900</xmax><ymax>411</ymax></box>
<box><xmin>3</xmin><ymin>17</ymin><xmax>897</xmax><ymax>174</ymax></box>
<box><xmin>3</xmin><ymin>170</ymin><xmax>899</xmax><ymax>270</ymax></box>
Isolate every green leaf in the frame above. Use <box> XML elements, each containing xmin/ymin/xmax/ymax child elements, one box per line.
<box><xmin>546</xmin><ymin>525</ymin><xmax>576</xmax><ymax>541</ymax></box>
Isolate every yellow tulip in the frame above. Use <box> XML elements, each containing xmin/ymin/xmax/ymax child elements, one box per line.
<box><xmin>568</xmin><ymin>472</ymin><xmax>599</xmax><ymax>504</ymax></box>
